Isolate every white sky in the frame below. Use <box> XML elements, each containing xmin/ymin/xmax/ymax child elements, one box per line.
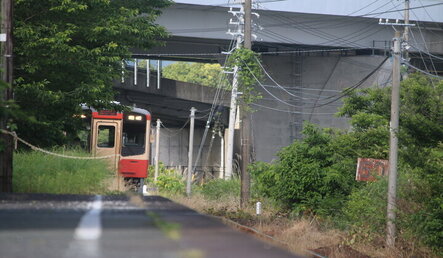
<box><xmin>174</xmin><ymin>0</ymin><xmax>443</xmax><ymax>23</ymax></box>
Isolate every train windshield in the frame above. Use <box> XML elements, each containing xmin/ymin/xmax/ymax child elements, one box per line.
<box><xmin>122</xmin><ymin>113</ymin><xmax>146</xmax><ymax>156</ymax></box>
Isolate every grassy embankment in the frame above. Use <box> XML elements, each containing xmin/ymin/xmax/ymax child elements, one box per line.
<box><xmin>150</xmin><ymin>174</ymin><xmax>344</xmax><ymax>257</ymax></box>
<box><xmin>150</xmin><ymin>170</ymin><xmax>438</xmax><ymax>258</ymax></box>
<box><xmin>13</xmin><ymin>148</ymin><xmax>114</xmax><ymax>194</ymax></box>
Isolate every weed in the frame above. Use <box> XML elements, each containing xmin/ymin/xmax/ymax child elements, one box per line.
<box><xmin>13</xmin><ymin>149</ymin><xmax>113</xmax><ymax>194</ymax></box>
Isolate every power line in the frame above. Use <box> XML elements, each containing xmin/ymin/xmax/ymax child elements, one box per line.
<box><xmin>251</xmin><ymin>103</ymin><xmax>337</xmax><ymax>115</ymax></box>
<box><xmin>254</xmin><ymin>55</ymin><xmax>342</xmax><ymax>101</ymax></box>
<box><xmin>403</xmin><ymin>61</ymin><xmax>443</xmax><ymax>79</ymax></box>
<box><xmin>360</xmin><ymin>2</ymin><xmax>443</xmax><ymax>17</ymax></box>
<box><xmin>410</xmin><ymin>45</ymin><xmax>443</xmax><ymax>61</ymax></box>
<box><xmin>160</xmin><ymin>119</ymin><xmax>190</xmax><ymax>136</ymax></box>
<box><xmin>305</xmin><ymin>56</ymin><xmax>389</xmax><ymax>109</ymax></box>
<box><xmin>410</xmin><ymin>9</ymin><xmax>439</xmax><ymax>76</ymax></box>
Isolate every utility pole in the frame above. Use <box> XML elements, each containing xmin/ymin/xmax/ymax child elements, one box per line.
<box><xmin>0</xmin><ymin>0</ymin><xmax>14</xmax><ymax>193</ymax></box>
<box><xmin>146</xmin><ymin>59</ymin><xmax>150</xmax><ymax>88</ymax></box>
<box><xmin>186</xmin><ymin>107</ymin><xmax>196</xmax><ymax>196</ymax></box>
<box><xmin>379</xmin><ymin>17</ymin><xmax>414</xmax><ymax>248</ymax></box>
<box><xmin>403</xmin><ymin>0</ymin><xmax>410</xmax><ymax>60</ymax></box>
<box><xmin>225</xmin><ymin>7</ymin><xmax>243</xmax><ymax>179</ymax></box>
<box><xmin>387</xmin><ymin>30</ymin><xmax>401</xmax><ymax>248</ymax></box>
<box><xmin>240</xmin><ymin>0</ymin><xmax>252</xmax><ymax>208</ymax></box>
<box><xmin>244</xmin><ymin>0</ymin><xmax>252</xmax><ymax>50</ymax></box>
<box><xmin>154</xmin><ymin>119</ymin><xmax>161</xmax><ymax>182</ymax></box>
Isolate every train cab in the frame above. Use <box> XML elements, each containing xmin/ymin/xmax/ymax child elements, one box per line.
<box><xmin>81</xmin><ymin>104</ymin><xmax>151</xmax><ymax>190</ymax></box>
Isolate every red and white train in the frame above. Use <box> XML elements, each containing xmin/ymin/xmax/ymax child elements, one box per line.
<box><xmin>81</xmin><ymin>104</ymin><xmax>151</xmax><ymax>190</ymax></box>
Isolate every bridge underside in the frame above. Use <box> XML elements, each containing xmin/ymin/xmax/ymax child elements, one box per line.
<box><xmin>114</xmin><ymin>73</ymin><xmax>230</xmax><ymax>128</ymax></box>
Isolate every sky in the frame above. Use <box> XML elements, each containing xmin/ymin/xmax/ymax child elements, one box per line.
<box><xmin>173</xmin><ymin>0</ymin><xmax>443</xmax><ymax>23</ymax></box>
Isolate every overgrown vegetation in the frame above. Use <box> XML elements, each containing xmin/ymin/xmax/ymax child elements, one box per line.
<box><xmin>249</xmin><ymin>73</ymin><xmax>443</xmax><ymax>255</ymax></box>
<box><xmin>13</xmin><ymin>149</ymin><xmax>113</xmax><ymax>194</ymax></box>
<box><xmin>161</xmin><ymin>73</ymin><xmax>442</xmax><ymax>256</ymax></box>
<box><xmin>147</xmin><ymin>163</ymin><xmax>185</xmax><ymax>194</ymax></box>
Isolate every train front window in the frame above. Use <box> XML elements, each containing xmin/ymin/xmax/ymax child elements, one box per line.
<box><xmin>122</xmin><ymin>120</ymin><xmax>146</xmax><ymax>156</ymax></box>
<box><xmin>97</xmin><ymin>125</ymin><xmax>115</xmax><ymax>148</ymax></box>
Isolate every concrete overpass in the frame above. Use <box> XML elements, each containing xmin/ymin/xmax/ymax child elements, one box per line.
<box><xmin>116</xmin><ymin>1</ymin><xmax>443</xmax><ymax>172</ymax></box>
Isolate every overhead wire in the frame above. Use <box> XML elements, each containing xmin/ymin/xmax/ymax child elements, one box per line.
<box><xmin>403</xmin><ymin>61</ymin><xmax>443</xmax><ymax>79</ymax></box>
<box><xmin>242</xmin><ymin>56</ymin><xmax>389</xmax><ymax>110</ymax></box>
<box><xmin>255</xmin><ymin>0</ymin><xmax>403</xmax><ymax>48</ymax></box>
<box><xmin>359</xmin><ymin>2</ymin><xmax>443</xmax><ymax>17</ymax></box>
<box><xmin>305</xmin><ymin>56</ymin><xmax>389</xmax><ymax>109</ymax></box>
<box><xmin>250</xmin><ymin>103</ymin><xmax>337</xmax><ymax>115</ymax></box>
<box><xmin>191</xmin><ymin>19</ymin><xmax>239</xmax><ymax>172</ymax></box>
<box><xmin>254</xmin><ymin>55</ymin><xmax>343</xmax><ymax>101</ymax></box>
<box><xmin>160</xmin><ymin>119</ymin><xmax>190</xmax><ymax>137</ymax></box>
<box><xmin>410</xmin><ymin>8</ymin><xmax>439</xmax><ymax>76</ymax></box>
<box><xmin>410</xmin><ymin>45</ymin><xmax>443</xmax><ymax>61</ymax></box>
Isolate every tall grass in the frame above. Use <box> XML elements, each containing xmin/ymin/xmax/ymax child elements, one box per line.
<box><xmin>13</xmin><ymin>149</ymin><xmax>113</xmax><ymax>194</ymax></box>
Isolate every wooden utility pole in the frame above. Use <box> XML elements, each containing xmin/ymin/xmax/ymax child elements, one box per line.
<box><xmin>186</xmin><ymin>107</ymin><xmax>196</xmax><ymax>196</ymax></box>
<box><xmin>0</xmin><ymin>0</ymin><xmax>13</xmax><ymax>193</ymax></box>
<box><xmin>240</xmin><ymin>0</ymin><xmax>252</xmax><ymax>208</ymax></box>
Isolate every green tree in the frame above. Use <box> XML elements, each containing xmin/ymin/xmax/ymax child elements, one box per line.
<box><xmin>14</xmin><ymin>0</ymin><xmax>170</xmax><ymax>146</ymax></box>
<box><xmin>163</xmin><ymin>48</ymin><xmax>264</xmax><ymax>106</ymax></box>
<box><xmin>251</xmin><ymin>73</ymin><xmax>442</xmax><ymax>253</ymax></box>
<box><xmin>251</xmin><ymin>73</ymin><xmax>442</xmax><ymax>215</ymax></box>
<box><xmin>163</xmin><ymin>62</ymin><xmax>229</xmax><ymax>88</ymax></box>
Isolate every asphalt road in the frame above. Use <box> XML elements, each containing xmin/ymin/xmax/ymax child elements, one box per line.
<box><xmin>0</xmin><ymin>193</ymin><xmax>300</xmax><ymax>258</ymax></box>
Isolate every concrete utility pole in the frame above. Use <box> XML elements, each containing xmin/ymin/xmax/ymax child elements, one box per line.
<box><xmin>387</xmin><ymin>30</ymin><xmax>401</xmax><ymax>248</ymax></box>
<box><xmin>186</xmin><ymin>107</ymin><xmax>196</xmax><ymax>196</ymax></box>
<box><xmin>402</xmin><ymin>0</ymin><xmax>410</xmax><ymax>79</ymax></box>
<box><xmin>244</xmin><ymin>0</ymin><xmax>252</xmax><ymax>50</ymax></box>
<box><xmin>146</xmin><ymin>59</ymin><xmax>150</xmax><ymax>87</ymax></box>
<box><xmin>240</xmin><ymin>0</ymin><xmax>252</xmax><ymax>208</ymax></box>
<box><xmin>0</xmin><ymin>0</ymin><xmax>14</xmax><ymax>193</ymax></box>
<box><xmin>379</xmin><ymin>17</ymin><xmax>414</xmax><ymax>248</ymax></box>
<box><xmin>403</xmin><ymin>0</ymin><xmax>410</xmax><ymax>60</ymax></box>
<box><xmin>154</xmin><ymin>119</ymin><xmax>161</xmax><ymax>182</ymax></box>
<box><xmin>225</xmin><ymin>8</ymin><xmax>243</xmax><ymax>179</ymax></box>
<box><xmin>134</xmin><ymin>58</ymin><xmax>138</xmax><ymax>86</ymax></box>
<box><xmin>157</xmin><ymin>60</ymin><xmax>161</xmax><ymax>89</ymax></box>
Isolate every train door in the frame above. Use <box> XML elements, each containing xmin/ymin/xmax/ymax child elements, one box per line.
<box><xmin>91</xmin><ymin>120</ymin><xmax>122</xmax><ymax>171</ymax></box>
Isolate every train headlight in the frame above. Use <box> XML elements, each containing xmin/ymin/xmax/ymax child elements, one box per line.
<box><xmin>128</xmin><ymin>115</ymin><xmax>135</xmax><ymax>120</ymax></box>
<box><xmin>135</xmin><ymin>115</ymin><xmax>142</xmax><ymax>121</ymax></box>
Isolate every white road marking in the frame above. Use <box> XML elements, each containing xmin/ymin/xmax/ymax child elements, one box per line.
<box><xmin>64</xmin><ymin>195</ymin><xmax>103</xmax><ymax>258</ymax></box>
<box><xmin>74</xmin><ymin>195</ymin><xmax>103</xmax><ymax>240</ymax></box>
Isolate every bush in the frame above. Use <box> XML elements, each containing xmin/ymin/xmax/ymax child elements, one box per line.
<box><xmin>342</xmin><ymin>146</ymin><xmax>443</xmax><ymax>255</ymax></box>
<box><xmin>251</xmin><ymin>124</ymin><xmax>360</xmax><ymax>216</ymax></box>
<box><xmin>148</xmin><ymin>163</ymin><xmax>185</xmax><ymax>194</ymax></box>
<box><xmin>199</xmin><ymin>178</ymin><xmax>240</xmax><ymax>200</ymax></box>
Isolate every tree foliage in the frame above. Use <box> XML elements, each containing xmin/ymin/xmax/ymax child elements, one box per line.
<box><xmin>251</xmin><ymin>73</ymin><xmax>443</xmax><ymax>253</ymax></box>
<box><xmin>225</xmin><ymin>47</ymin><xmax>264</xmax><ymax>105</ymax></box>
<box><xmin>14</xmin><ymin>0</ymin><xmax>170</xmax><ymax>146</ymax></box>
<box><xmin>163</xmin><ymin>62</ymin><xmax>229</xmax><ymax>88</ymax></box>
<box><xmin>163</xmin><ymin>48</ymin><xmax>264</xmax><ymax>107</ymax></box>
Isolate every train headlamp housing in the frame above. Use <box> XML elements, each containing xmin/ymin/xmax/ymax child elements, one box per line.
<box><xmin>127</xmin><ymin>115</ymin><xmax>143</xmax><ymax>121</ymax></box>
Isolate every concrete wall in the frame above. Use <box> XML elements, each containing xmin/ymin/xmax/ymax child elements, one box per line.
<box><xmin>251</xmin><ymin>54</ymin><xmax>391</xmax><ymax>162</ymax></box>
<box><xmin>152</xmin><ymin>126</ymin><xmax>224</xmax><ymax>178</ymax></box>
